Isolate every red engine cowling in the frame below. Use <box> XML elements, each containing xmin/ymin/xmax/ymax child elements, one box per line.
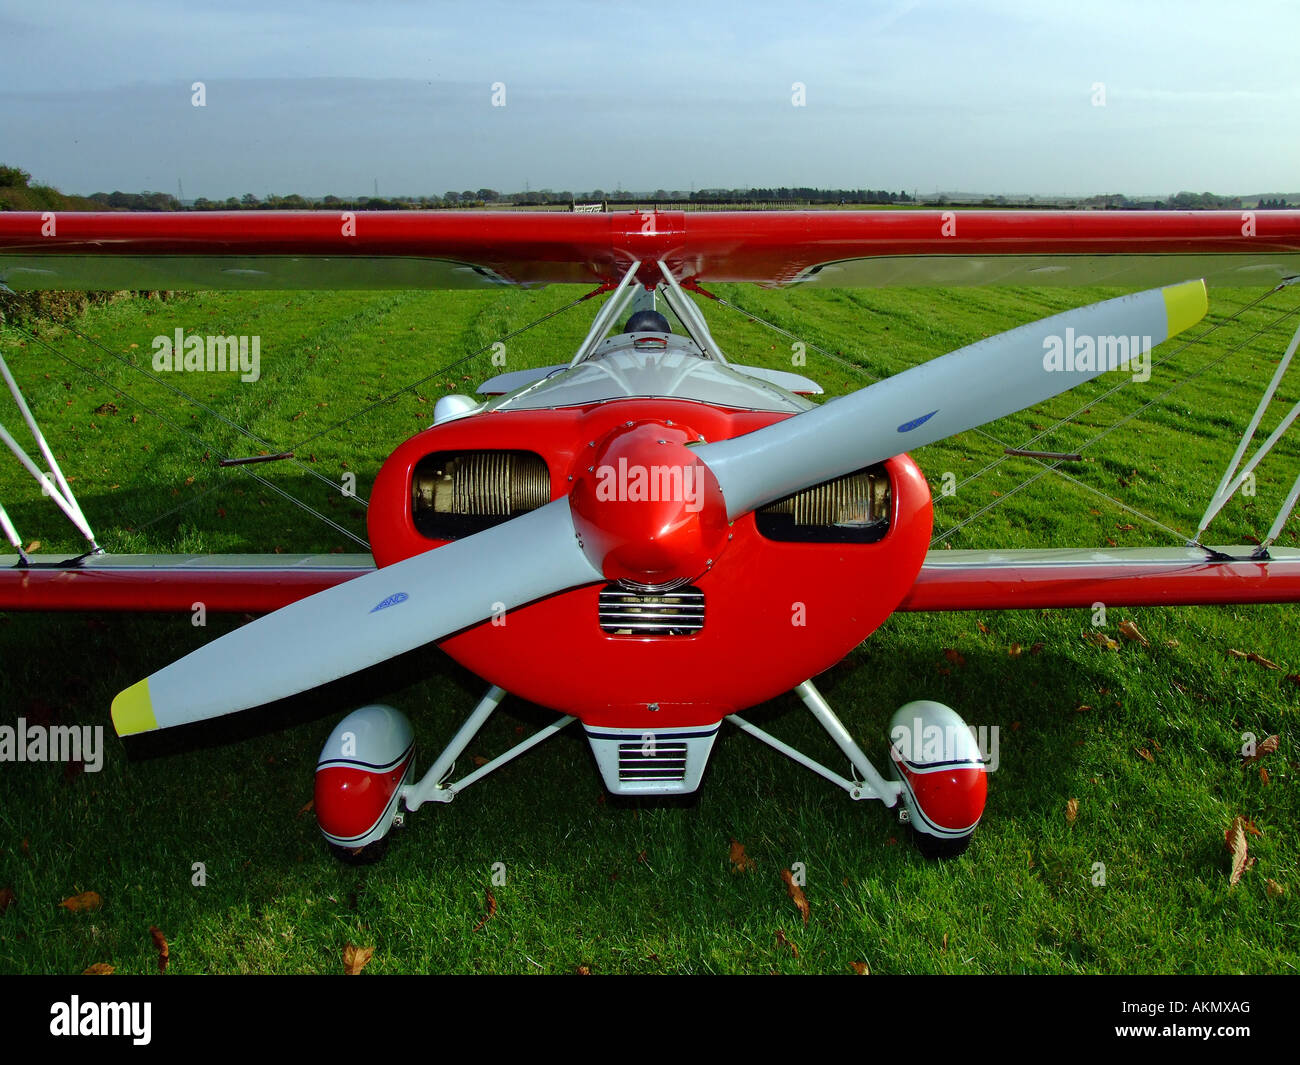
<box><xmin>367</xmin><ymin>399</ymin><xmax>934</xmax><ymax>730</ymax></box>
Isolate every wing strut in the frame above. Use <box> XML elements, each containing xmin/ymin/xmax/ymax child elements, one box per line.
<box><xmin>1195</xmin><ymin>295</ymin><xmax>1300</xmax><ymax>555</ymax></box>
<box><xmin>0</xmin><ymin>347</ymin><xmax>99</xmax><ymax>555</ymax></box>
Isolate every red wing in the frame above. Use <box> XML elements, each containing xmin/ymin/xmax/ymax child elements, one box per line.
<box><xmin>2</xmin><ymin>210</ymin><xmax>1300</xmax><ymax>290</ymax></box>
<box><xmin>4</xmin><ymin>548</ymin><xmax>1299</xmax><ymax>614</ymax></box>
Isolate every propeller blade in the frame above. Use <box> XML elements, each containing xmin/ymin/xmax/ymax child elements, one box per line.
<box><xmin>696</xmin><ymin>280</ymin><xmax>1207</xmax><ymax>518</ymax></box>
<box><xmin>111</xmin><ymin>498</ymin><xmax>601</xmax><ymax>735</ymax></box>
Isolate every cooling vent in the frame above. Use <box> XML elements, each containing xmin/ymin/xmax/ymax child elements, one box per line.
<box><xmin>756</xmin><ymin>464</ymin><xmax>890</xmax><ymax>543</ymax></box>
<box><xmin>617</xmin><ymin>741</ymin><xmax>688</xmax><ymax>783</ymax></box>
<box><xmin>598</xmin><ymin>585</ymin><xmax>705</xmax><ymax>635</ymax></box>
<box><xmin>412</xmin><ymin>449</ymin><xmax>550</xmax><ymax>539</ymax></box>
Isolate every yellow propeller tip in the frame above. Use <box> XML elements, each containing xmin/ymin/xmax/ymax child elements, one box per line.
<box><xmin>1162</xmin><ymin>279</ymin><xmax>1209</xmax><ymax>338</ymax></box>
<box><xmin>111</xmin><ymin>679</ymin><xmax>157</xmax><ymax>736</ymax></box>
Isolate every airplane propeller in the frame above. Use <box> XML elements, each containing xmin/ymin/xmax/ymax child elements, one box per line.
<box><xmin>112</xmin><ymin>279</ymin><xmax>1206</xmax><ymax>736</ymax></box>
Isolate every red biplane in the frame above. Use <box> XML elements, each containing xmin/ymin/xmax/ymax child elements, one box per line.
<box><xmin>3</xmin><ymin>208</ymin><xmax>1300</xmax><ymax>857</ymax></box>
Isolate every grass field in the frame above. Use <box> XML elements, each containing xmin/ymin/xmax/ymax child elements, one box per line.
<box><xmin>0</xmin><ymin>280</ymin><xmax>1298</xmax><ymax>974</ymax></box>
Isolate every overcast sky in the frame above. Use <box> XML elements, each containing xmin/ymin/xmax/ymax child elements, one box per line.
<box><xmin>2</xmin><ymin>0</ymin><xmax>1297</xmax><ymax>200</ymax></box>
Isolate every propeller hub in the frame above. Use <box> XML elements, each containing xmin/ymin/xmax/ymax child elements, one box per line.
<box><xmin>570</xmin><ymin>421</ymin><xmax>730</xmax><ymax>589</ymax></box>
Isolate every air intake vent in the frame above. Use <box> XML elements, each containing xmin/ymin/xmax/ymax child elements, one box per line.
<box><xmin>598</xmin><ymin>585</ymin><xmax>704</xmax><ymax>635</ymax></box>
<box><xmin>412</xmin><ymin>449</ymin><xmax>550</xmax><ymax>539</ymax></box>
<box><xmin>618</xmin><ymin>741</ymin><xmax>688</xmax><ymax>782</ymax></box>
<box><xmin>756</xmin><ymin>464</ymin><xmax>890</xmax><ymax>543</ymax></box>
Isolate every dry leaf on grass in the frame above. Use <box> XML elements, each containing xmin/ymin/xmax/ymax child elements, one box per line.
<box><xmin>82</xmin><ymin>963</ymin><xmax>114</xmax><ymax>975</ymax></box>
<box><xmin>149</xmin><ymin>926</ymin><xmax>169</xmax><ymax>973</ymax></box>
<box><xmin>942</xmin><ymin>648</ymin><xmax>966</xmax><ymax>667</ymax></box>
<box><xmin>1066</xmin><ymin>798</ymin><xmax>1079</xmax><ymax>824</ymax></box>
<box><xmin>849</xmin><ymin>961</ymin><xmax>870</xmax><ymax>975</ymax></box>
<box><xmin>781</xmin><ymin>869</ymin><xmax>809</xmax><ymax>926</ymax></box>
<box><xmin>1241</xmin><ymin>735</ymin><xmax>1279</xmax><ymax>768</ymax></box>
<box><xmin>0</xmin><ymin>887</ymin><xmax>14</xmax><ymax>915</ymax></box>
<box><xmin>1135</xmin><ymin>747</ymin><xmax>1155</xmax><ymax>764</ymax></box>
<box><xmin>1225</xmin><ymin>817</ymin><xmax>1257</xmax><ymax>887</ymax></box>
<box><xmin>1266</xmin><ymin>879</ymin><xmax>1284</xmax><ymax>898</ymax></box>
<box><xmin>472</xmin><ymin>890</ymin><xmax>498</xmax><ymax>933</ymax></box>
<box><xmin>343</xmin><ymin>943</ymin><xmax>375</xmax><ymax>975</ymax></box>
<box><xmin>575</xmin><ymin>964</ymin><xmax>591</xmax><ymax>975</ymax></box>
<box><xmin>775</xmin><ymin>928</ymin><xmax>799</xmax><ymax>958</ymax></box>
<box><xmin>59</xmin><ymin>891</ymin><xmax>101</xmax><ymax>912</ymax></box>
<box><xmin>728</xmin><ymin>839</ymin><xmax>755</xmax><ymax>873</ymax></box>
<box><xmin>1084</xmin><ymin>632</ymin><xmax>1120</xmax><ymax>651</ymax></box>
<box><xmin>1228</xmin><ymin>649</ymin><xmax>1281</xmax><ymax>670</ymax></box>
<box><xmin>1007</xmin><ymin>643</ymin><xmax>1022</xmax><ymax>658</ymax></box>
<box><xmin>296</xmin><ymin>799</ymin><xmax>314</xmax><ymax>818</ymax></box>
<box><xmin>1118</xmin><ymin>620</ymin><xmax>1150</xmax><ymax>647</ymax></box>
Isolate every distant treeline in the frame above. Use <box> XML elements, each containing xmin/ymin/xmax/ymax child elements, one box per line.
<box><xmin>2</xmin><ymin>164</ymin><xmax>1295</xmax><ymax>212</ymax></box>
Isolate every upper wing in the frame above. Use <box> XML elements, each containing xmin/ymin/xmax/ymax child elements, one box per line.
<box><xmin>2</xmin><ymin>210</ymin><xmax>1299</xmax><ymax>291</ymax></box>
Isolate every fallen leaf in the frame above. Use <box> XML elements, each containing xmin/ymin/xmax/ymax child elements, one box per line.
<box><xmin>149</xmin><ymin>926</ymin><xmax>169</xmax><ymax>973</ymax></box>
<box><xmin>1260</xmin><ymin>767</ymin><xmax>1270</xmax><ymax>785</ymax></box>
<box><xmin>943</xmin><ymin>648</ymin><xmax>966</xmax><ymax>667</ymax></box>
<box><xmin>1165</xmin><ymin>639</ymin><xmax>1180</xmax><ymax>648</ymax></box>
<box><xmin>93</xmin><ymin>402</ymin><xmax>119</xmax><ymax>415</ymax></box>
<box><xmin>59</xmin><ymin>891</ymin><xmax>102</xmax><ymax>912</ymax></box>
<box><xmin>0</xmin><ymin>887</ymin><xmax>14</xmax><ymax>914</ymax></box>
<box><xmin>976</xmin><ymin>621</ymin><xmax>989</xmax><ymax>634</ymax></box>
<box><xmin>781</xmin><ymin>869</ymin><xmax>810</xmax><ymax>926</ymax></box>
<box><xmin>1029</xmin><ymin>641</ymin><xmax>1045</xmax><ymax>655</ymax></box>
<box><xmin>472</xmin><ymin>755</ymin><xmax>488</xmax><ymax>767</ymax></box>
<box><xmin>82</xmin><ymin>963</ymin><xmax>114</xmax><ymax>975</ymax></box>
<box><xmin>1135</xmin><ymin>747</ymin><xmax>1155</xmax><ymax>764</ymax></box>
<box><xmin>1074</xmin><ymin>704</ymin><xmax>1093</xmax><ymax>714</ymax></box>
<box><xmin>472</xmin><ymin>890</ymin><xmax>498</xmax><ymax>932</ymax></box>
<box><xmin>1267</xmin><ymin>879</ymin><xmax>1284</xmax><ymax>898</ymax></box>
<box><xmin>1242</xmin><ymin>735</ymin><xmax>1280</xmax><ymax>768</ymax></box>
<box><xmin>941</xmin><ymin>933</ymin><xmax>949</xmax><ymax>953</ymax></box>
<box><xmin>775</xmin><ymin>928</ymin><xmax>799</xmax><ymax>958</ymax></box>
<box><xmin>729</xmin><ymin>839</ymin><xmax>755</xmax><ymax>873</ymax></box>
<box><xmin>1066</xmin><ymin>798</ymin><xmax>1079</xmax><ymax>824</ymax></box>
<box><xmin>25</xmin><ymin>541</ymin><xmax>41</xmax><ymax>553</ymax></box>
<box><xmin>1008</xmin><ymin>643</ymin><xmax>1022</xmax><ymax>657</ymax></box>
<box><xmin>1118</xmin><ymin>620</ymin><xmax>1150</xmax><ymax>647</ymax></box>
<box><xmin>296</xmin><ymin>799</ymin><xmax>314</xmax><ymax>818</ymax></box>
<box><xmin>343</xmin><ymin>942</ymin><xmax>375</xmax><ymax>975</ymax></box>
<box><xmin>849</xmin><ymin>961</ymin><xmax>869</xmax><ymax>975</ymax></box>
<box><xmin>576</xmin><ymin>965</ymin><xmax>591</xmax><ymax>975</ymax></box>
<box><xmin>1084</xmin><ymin>632</ymin><xmax>1119</xmax><ymax>651</ymax></box>
<box><xmin>1227</xmin><ymin>818</ymin><xmax>1255</xmax><ymax>887</ymax></box>
<box><xmin>1228</xmin><ymin>649</ymin><xmax>1281</xmax><ymax>670</ymax></box>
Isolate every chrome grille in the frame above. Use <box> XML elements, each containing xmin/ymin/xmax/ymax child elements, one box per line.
<box><xmin>618</xmin><ymin>741</ymin><xmax>689</xmax><ymax>782</ymax></box>
<box><xmin>598</xmin><ymin>585</ymin><xmax>705</xmax><ymax>635</ymax></box>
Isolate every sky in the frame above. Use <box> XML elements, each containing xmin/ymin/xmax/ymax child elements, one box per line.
<box><xmin>1</xmin><ymin>0</ymin><xmax>1298</xmax><ymax>200</ymax></box>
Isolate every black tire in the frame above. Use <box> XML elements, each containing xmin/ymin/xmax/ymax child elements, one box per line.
<box><xmin>911</xmin><ymin>826</ymin><xmax>974</xmax><ymax>860</ymax></box>
<box><xmin>328</xmin><ymin>836</ymin><xmax>391</xmax><ymax>866</ymax></box>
